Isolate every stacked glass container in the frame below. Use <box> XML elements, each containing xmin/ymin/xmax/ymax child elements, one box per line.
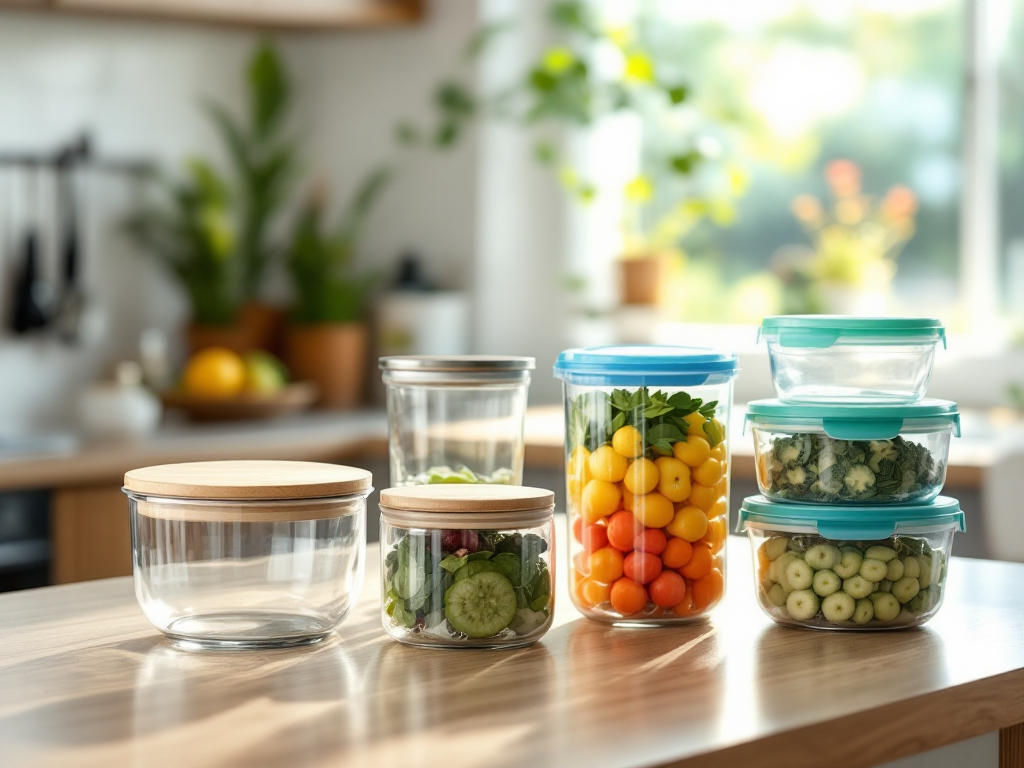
<box><xmin>739</xmin><ymin>316</ymin><xmax>964</xmax><ymax>630</ymax></box>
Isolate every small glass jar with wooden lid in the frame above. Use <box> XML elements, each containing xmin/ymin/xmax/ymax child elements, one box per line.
<box><xmin>379</xmin><ymin>485</ymin><xmax>555</xmax><ymax>649</ymax></box>
<box><xmin>123</xmin><ymin>460</ymin><xmax>372</xmax><ymax>650</ymax></box>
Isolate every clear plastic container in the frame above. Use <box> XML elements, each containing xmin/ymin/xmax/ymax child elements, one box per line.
<box><xmin>380</xmin><ymin>356</ymin><xmax>535</xmax><ymax>486</ymax></box>
<box><xmin>554</xmin><ymin>345</ymin><xmax>739</xmax><ymax>625</ymax></box>
<box><xmin>739</xmin><ymin>495</ymin><xmax>964</xmax><ymax>630</ymax></box>
<box><xmin>379</xmin><ymin>485</ymin><xmax>555</xmax><ymax>649</ymax></box>
<box><xmin>759</xmin><ymin>316</ymin><xmax>946</xmax><ymax>403</ymax></box>
<box><xmin>123</xmin><ymin>460</ymin><xmax>372</xmax><ymax>650</ymax></box>
<box><xmin>746</xmin><ymin>399</ymin><xmax>960</xmax><ymax>505</ymax></box>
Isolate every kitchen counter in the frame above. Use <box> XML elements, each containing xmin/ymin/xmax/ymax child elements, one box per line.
<box><xmin>1</xmin><ymin>537</ymin><xmax>1023</xmax><ymax>768</ymax></box>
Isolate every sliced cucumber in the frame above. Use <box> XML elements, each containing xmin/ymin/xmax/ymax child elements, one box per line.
<box><xmin>901</xmin><ymin>556</ymin><xmax>921</xmax><ymax>579</ymax></box>
<box><xmin>812</xmin><ymin>569</ymin><xmax>841</xmax><ymax>597</ymax></box>
<box><xmin>804</xmin><ymin>543</ymin><xmax>841</xmax><ymax>571</ymax></box>
<box><xmin>842</xmin><ymin>575</ymin><xmax>874</xmax><ymax>599</ymax></box>
<box><xmin>891</xmin><ymin>576</ymin><xmax>921</xmax><ymax>605</ymax></box>
<box><xmin>886</xmin><ymin>558</ymin><xmax>905</xmax><ymax>581</ymax></box>
<box><xmin>918</xmin><ymin>555</ymin><xmax>934</xmax><ymax>589</ymax></box>
<box><xmin>859</xmin><ymin>558</ymin><xmax>888</xmax><ymax>582</ymax></box>
<box><xmin>775</xmin><ymin>553</ymin><xmax>799</xmax><ymax>592</ymax></box>
<box><xmin>444</xmin><ymin>571</ymin><xmax>518</xmax><ymax>638</ymax></box>
<box><xmin>785</xmin><ymin>589</ymin><xmax>820</xmax><ymax>621</ymax></box>
<box><xmin>864</xmin><ymin>545</ymin><xmax>898</xmax><ymax>563</ymax></box>
<box><xmin>853</xmin><ymin>598</ymin><xmax>874</xmax><ymax>624</ymax></box>
<box><xmin>869</xmin><ymin>592</ymin><xmax>901</xmax><ymax>621</ymax></box>
<box><xmin>767</xmin><ymin>583</ymin><xmax>787</xmax><ymax>607</ymax></box>
<box><xmin>763</xmin><ymin>537</ymin><xmax>791</xmax><ymax>561</ymax></box>
<box><xmin>821</xmin><ymin>592</ymin><xmax>856</xmax><ymax>623</ymax></box>
<box><xmin>833</xmin><ymin>548</ymin><xmax>863</xmax><ymax>579</ymax></box>
<box><xmin>786</xmin><ymin>559</ymin><xmax>814</xmax><ymax>591</ymax></box>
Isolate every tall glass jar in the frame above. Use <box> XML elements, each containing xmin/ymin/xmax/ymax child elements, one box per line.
<box><xmin>123</xmin><ymin>460</ymin><xmax>371</xmax><ymax>650</ymax></box>
<box><xmin>380</xmin><ymin>356</ymin><xmax>535</xmax><ymax>486</ymax></box>
<box><xmin>554</xmin><ymin>346</ymin><xmax>739</xmax><ymax>625</ymax></box>
<box><xmin>379</xmin><ymin>485</ymin><xmax>555</xmax><ymax>649</ymax></box>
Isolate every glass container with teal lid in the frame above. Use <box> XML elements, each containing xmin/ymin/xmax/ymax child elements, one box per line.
<box><xmin>759</xmin><ymin>316</ymin><xmax>946</xmax><ymax>403</ymax></box>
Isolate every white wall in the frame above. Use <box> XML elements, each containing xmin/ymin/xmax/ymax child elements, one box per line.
<box><xmin>0</xmin><ymin>3</ymin><xmax>487</xmax><ymax>431</ymax></box>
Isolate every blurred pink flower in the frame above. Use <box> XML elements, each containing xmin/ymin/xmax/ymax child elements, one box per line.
<box><xmin>881</xmin><ymin>185</ymin><xmax>918</xmax><ymax>221</ymax></box>
<box><xmin>825</xmin><ymin>159</ymin><xmax>861</xmax><ymax>197</ymax></box>
<box><xmin>791</xmin><ymin>194</ymin><xmax>824</xmax><ymax>225</ymax></box>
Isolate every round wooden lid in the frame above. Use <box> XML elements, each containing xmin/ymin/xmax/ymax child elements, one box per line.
<box><xmin>124</xmin><ymin>460</ymin><xmax>372</xmax><ymax>500</ymax></box>
<box><xmin>379</xmin><ymin>484</ymin><xmax>554</xmax><ymax>513</ymax></box>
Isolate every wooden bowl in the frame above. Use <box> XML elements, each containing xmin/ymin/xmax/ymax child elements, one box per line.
<box><xmin>160</xmin><ymin>382</ymin><xmax>318</xmax><ymax>422</ymax></box>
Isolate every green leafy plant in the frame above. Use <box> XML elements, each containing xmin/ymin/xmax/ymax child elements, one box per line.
<box><xmin>206</xmin><ymin>40</ymin><xmax>299</xmax><ymax>301</ymax></box>
<box><xmin>287</xmin><ymin>169</ymin><xmax>391</xmax><ymax>325</ymax></box>
<box><xmin>124</xmin><ymin>160</ymin><xmax>238</xmax><ymax>325</ymax></box>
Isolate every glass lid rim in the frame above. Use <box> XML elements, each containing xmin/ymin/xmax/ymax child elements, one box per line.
<box><xmin>379</xmin><ymin>355</ymin><xmax>536</xmax><ymax>372</ymax></box>
<box><xmin>761</xmin><ymin>315</ymin><xmax>944</xmax><ymax>332</ymax></box>
<box><xmin>740</xmin><ymin>493</ymin><xmax>962</xmax><ymax>520</ymax></box>
<box><xmin>745</xmin><ymin>398</ymin><xmax>959</xmax><ymax>420</ymax></box>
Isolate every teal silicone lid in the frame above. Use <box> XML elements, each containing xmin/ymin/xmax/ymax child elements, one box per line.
<box><xmin>759</xmin><ymin>315</ymin><xmax>946</xmax><ymax>349</ymax></box>
<box><xmin>737</xmin><ymin>494</ymin><xmax>965</xmax><ymax>541</ymax></box>
<box><xmin>553</xmin><ymin>345</ymin><xmax>739</xmax><ymax>386</ymax></box>
<box><xmin>744</xmin><ymin>398</ymin><xmax>961</xmax><ymax>440</ymax></box>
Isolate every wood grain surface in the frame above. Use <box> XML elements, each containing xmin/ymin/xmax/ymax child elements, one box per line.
<box><xmin>2</xmin><ymin>530</ymin><xmax>1023</xmax><ymax>768</ymax></box>
<box><xmin>50</xmin><ymin>486</ymin><xmax>133</xmax><ymax>584</ymax></box>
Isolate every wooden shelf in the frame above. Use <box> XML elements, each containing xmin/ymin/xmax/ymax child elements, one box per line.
<box><xmin>2</xmin><ymin>0</ymin><xmax>423</xmax><ymax>29</ymax></box>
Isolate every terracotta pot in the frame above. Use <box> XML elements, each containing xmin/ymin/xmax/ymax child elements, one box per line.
<box><xmin>239</xmin><ymin>302</ymin><xmax>288</xmax><ymax>356</ymax></box>
<box><xmin>286</xmin><ymin>323</ymin><xmax>368</xmax><ymax>410</ymax></box>
<box><xmin>185</xmin><ymin>323</ymin><xmax>257</xmax><ymax>356</ymax></box>
<box><xmin>619</xmin><ymin>256</ymin><xmax>666</xmax><ymax>306</ymax></box>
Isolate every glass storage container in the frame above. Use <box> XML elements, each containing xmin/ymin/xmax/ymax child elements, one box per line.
<box><xmin>554</xmin><ymin>345</ymin><xmax>739</xmax><ymax>625</ymax></box>
<box><xmin>123</xmin><ymin>460</ymin><xmax>371</xmax><ymax>650</ymax></box>
<box><xmin>746</xmin><ymin>399</ymin><xmax>960</xmax><ymax>505</ymax></box>
<box><xmin>738</xmin><ymin>495</ymin><xmax>964</xmax><ymax>630</ymax></box>
<box><xmin>380</xmin><ymin>356</ymin><xmax>535</xmax><ymax>486</ymax></box>
<box><xmin>379</xmin><ymin>484</ymin><xmax>555</xmax><ymax>649</ymax></box>
<box><xmin>759</xmin><ymin>316</ymin><xmax>946</xmax><ymax>403</ymax></box>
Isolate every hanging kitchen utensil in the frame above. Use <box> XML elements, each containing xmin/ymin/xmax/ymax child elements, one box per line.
<box><xmin>54</xmin><ymin>138</ymin><xmax>87</xmax><ymax>344</ymax></box>
<box><xmin>10</xmin><ymin>164</ymin><xmax>49</xmax><ymax>334</ymax></box>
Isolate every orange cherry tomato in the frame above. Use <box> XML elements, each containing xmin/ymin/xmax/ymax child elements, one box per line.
<box><xmin>606</xmin><ymin>510</ymin><xmax>641</xmax><ymax>552</ymax></box>
<box><xmin>623</xmin><ymin>551</ymin><xmax>663</xmax><ymax>585</ymax></box>
<box><xmin>680</xmin><ymin>542</ymin><xmax>713</xmax><ymax>580</ymax></box>
<box><xmin>661</xmin><ymin>537</ymin><xmax>693</xmax><ymax>569</ymax></box>
<box><xmin>634</xmin><ymin>527</ymin><xmax>667</xmax><ymax>556</ymax></box>
<box><xmin>609</xmin><ymin>577</ymin><xmax>649</xmax><ymax>615</ymax></box>
<box><xmin>649</xmin><ymin>570</ymin><xmax>686</xmax><ymax>608</ymax></box>
<box><xmin>691</xmin><ymin>568</ymin><xmax>725</xmax><ymax>612</ymax></box>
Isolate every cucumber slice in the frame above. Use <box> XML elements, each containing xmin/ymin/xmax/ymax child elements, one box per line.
<box><xmin>785</xmin><ymin>589</ymin><xmax>820</xmax><ymax>621</ymax></box>
<box><xmin>812</xmin><ymin>569</ymin><xmax>841</xmax><ymax>597</ymax></box>
<box><xmin>786</xmin><ymin>559</ymin><xmax>814</xmax><ymax>591</ymax></box>
<box><xmin>444</xmin><ymin>571</ymin><xmax>518</xmax><ymax>638</ymax></box>
<box><xmin>804</xmin><ymin>544</ymin><xmax>841</xmax><ymax>571</ymax></box>
<box><xmin>869</xmin><ymin>592</ymin><xmax>900</xmax><ymax>621</ymax></box>
<box><xmin>864</xmin><ymin>545</ymin><xmax>898</xmax><ymax>563</ymax></box>
<box><xmin>853</xmin><ymin>598</ymin><xmax>874</xmax><ymax>624</ymax></box>
<box><xmin>918</xmin><ymin>555</ymin><xmax>934</xmax><ymax>589</ymax></box>
<box><xmin>842</xmin><ymin>575</ymin><xmax>874</xmax><ymax>599</ymax></box>
<box><xmin>767</xmin><ymin>583</ymin><xmax>787</xmax><ymax>607</ymax></box>
<box><xmin>822</xmin><ymin>592</ymin><xmax>856</xmax><ymax>623</ymax></box>
<box><xmin>834</xmin><ymin>549</ymin><xmax>863</xmax><ymax>579</ymax></box>
<box><xmin>891</xmin><ymin>576</ymin><xmax>921</xmax><ymax>605</ymax></box>
<box><xmin>859</xmin><ymin>558</ymin><xmax>888</xmax><ymax>582</ymax></box>
<box><xmin>775</xmin><ymin>553</ymin><xmax>799</xmax><ymax>592</ymax></box>
<box><xmin>886</xmin><ymin>558</ymin><xmax>905</xmax><ymax>581</ymax></box>
<box><xmin>763</xmin><ymin>537</ymin><xmax>791</xmax><ymax>561</ymax></box>
<box><xmin>901</xmin><ymin>556</ymin><xmax>921</xmax><ymax>579</ymax></box>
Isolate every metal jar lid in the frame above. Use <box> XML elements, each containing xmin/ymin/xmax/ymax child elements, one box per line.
<box><xmin>379</xmin><ymin>356</ymin><xmax>535</xmax><ymax>386</ymax></box>
<box><xmin>379</xmin><ymin>485</ymin><xmax>554</xmax><ymax>529</ymax></box>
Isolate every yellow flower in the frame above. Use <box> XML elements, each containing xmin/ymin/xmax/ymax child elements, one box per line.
<box><xmin>624</xmin><ymin>52</ymin><xmax>655</xmax><ymax>83</ymax></box>
<box><xmin>543</xmin><ymin>47</ymin><xmax>575</xmax><ymax>74</ymax></box>
<box><xmin>835</xmin><ymin>197</ymin><xmax>866</xmax><ymax>225</ymax></box>
<box><xmin>624</xmin><ymin>175</ymin><xmax>654</xmax><ymax>203</ymax></box>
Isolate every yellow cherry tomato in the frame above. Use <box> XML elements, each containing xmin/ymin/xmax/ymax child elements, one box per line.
<box><xmin>693</xmin><ymin>458</ymin><xmax>724</xmax><ymax>487</ymax></box>
<box><xmin>581</xmin><ymin>479</ymin><xmax>621</xmax><ymax>523</ymax></box>
<box><xmin>632</xmin><ymin>491</ymin><xmax>674</xmax><ymax>529</ymax></box>
<box><xmin>611</xmin><ymin>425</ymin><xmax>644</xmax><ymax>458</ymax></box>
<box><xmin>673</xmin><ymin>435</ymin><xmax>711</xmax><ymax>468</ymax></box>
<box><xmin>589</xmin><ymin>445</ymin><xmax>628</xmax><ymax>483</ymax></box>
<box><xmin>654</xmin><ymin>456</ymin><xmax>692</xmax><ymax>502</ymax></box>
<box><xmin>623</xmin><ymin>458</ymin><xmax>659</xmax><ymax>495</ymax></box>
<box><xmin>667</xmin><ymin>506</ymin><xmax>709</xmax><ymax>542</ymax></box>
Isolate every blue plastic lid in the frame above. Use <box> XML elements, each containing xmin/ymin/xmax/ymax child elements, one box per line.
<box><xmin>745</xmin><ymin>398</ymin><xmax>961</xmax><ymax>440</ymax></box>
<box><xmin>553</xmin><ymin>345</ymin><xmax>739</xmax><ymax>387</ymax></box>
<box><xmin>737</xmin><ymin>494</ymin><xmax>965</xmax><ymax>541</ymax></box>
<box><xmin>759</xmin><ymin>315</ymin><xmax>946</xmax><ymax>349</ymax></box>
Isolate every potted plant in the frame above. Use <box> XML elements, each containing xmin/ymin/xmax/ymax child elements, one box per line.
<box><xmin>124</xmin><ymin>160</ymin><xmax>249</xmax><ymax>352</ymax></box>
<box><xmin>286</xmin><ymin>170</ymin><xmax>390</xmax><ymax>409</ymax></box>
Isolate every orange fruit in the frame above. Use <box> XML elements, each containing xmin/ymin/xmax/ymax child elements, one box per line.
<box><xmin>709</xmin><ymin>497</ymin><xmax>728</xmax><ymax>520</ymax></box>
<box><xmin>634</xmin><ymin>527</ymin><xmax>667</xmax><ymax>556</ymax></box>
<box><xmin>579</xmin><ymin>578</ymin><xmax>612</xmax><ymax>607</ymax></box>
<box><xmin>609</xmin><ymin>578</ymin><xmax>649</xmax><ymax>615</ymax></box>
<box><xmin>581</xmin><ymin>523</ymin><xmax>609</xmax><ymax>554</ymax></box>
<box><xmin>710</xmin><ymin>440</ymin><xmax>727</xmax><ymax>462</ymax></box>
<box><xmin>183</xmin><ymin>347</ymin><xmax>245</xmax><ymax>399</ymax></box>
<box><xmin>672</xmin><ymin>590</ymin><xmax>696</xmax><ymax>617</ymax></box>
<box><xmin>623</xmin><ymin>551</ymin><xmax>663</xmax><ymax>585</ymax></box>
<box><xmin>661</xmin><ymin>538</ymin><xmax>693</xmax><ymax>569</ymax></box>
<box><xmin>623</xmin><ymin>458</ymin><xmax>659</xmax><ymax>495</ymax></box>
<box><xmin>589</xmin><ymin>445</ymin><xmax>628</xmax><ymax>483</ymax></box>
<box><xmin>693</xmin><ymin>458</ymin><xmax>724</xmax><ymax>487</ymax></box>
<box><xmin>574</xmin><ymin>551</ymin><xmax>592</xmax><ymax>577</ymax></box>
<box><xmin>606</xmin><ymin>510</ymin><xmax>640</xmax><ymax>552</ymax></box>
<box><xmin>683</xmin><ymin>411</ymin><xmax>707</xmax><ymax>437</ymax></box>
<box><xmin>581</xmin><ymin>479</ymin><xmax>621</xmax><ymax>524</ymax></box>
<box><xmin>702</xmin><ymin>516</ymin><xmax>727</xmax><ymax>553</ymax></box>
<box><xmin>666</xmin><ymin>506</ymin><xmax>708</xmax><ymax>542</ymax></box>
<box><xmin>681</xmin><ymin>542</ymin><xmax>713</xmax><ymax>580</ymax></box>
<box><xmin>687</xmin><ymin>483</ymin><xmax>717</xmax><ymax>513</ymax></box>
<box><xmin>673</xmin><ymin>435</ymin><xmax>711</xmax><ymax>468</ymax></box>
<box><xmin>654</xmin><ymin>456</ymin><xmax>691</xmax><ymax>502</ymax></box>
<box><xmin>611</xmin><ymin>425</ymin><xmax>644</xmax><ymax>458</ymax></box>
<box><xmin>649</xmin><ymin>570</ymin><xmax>686</xmax><ymax>608</ymax></box>
<box><xmin>567</xmin><ymin>446</ymin><xmax>593</xmax><ymax>501</ymax></box>
<box><xmin>589</xmin><ymin>547</ymin><xmax>625</xmax><ymax>584</ymax></box>
<box><xmin>691</xmin><ymin>568</ymin><xmax>724</xmax><ymax>612</ymax></box>
<box><xmin>632</xmin><ymin>491</ymin><xmax>674</xmax><ymax>528</ymax></box>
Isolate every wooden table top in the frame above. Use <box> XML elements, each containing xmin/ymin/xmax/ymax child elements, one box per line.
<box><xmin>2</xmin><ymin>532</ymin><xmax>1023</xmax><ymax>768</ymax></box>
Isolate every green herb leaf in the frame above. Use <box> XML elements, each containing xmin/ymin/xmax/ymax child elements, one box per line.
<box><xmin>646</xmin><ymin>423</ymin><xmax>686</xmax><ymax>446</ymax></box>
<box><xmin>702</xmin><ymin>419</ymin><xmax>725</xmax><ymax>447</ymax></box>
<box><xmin>439</xmin><ymin>554</ymin><xmax>468</xmax><ymax>574</ymax></box>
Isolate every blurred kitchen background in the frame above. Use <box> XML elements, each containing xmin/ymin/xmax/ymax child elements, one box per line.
<box><xmin>1</xmin><ymin>0</ymin><xmax>1024</xmax><ymax>591</ymax></box>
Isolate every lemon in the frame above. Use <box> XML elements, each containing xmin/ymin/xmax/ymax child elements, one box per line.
<box><xmin>183</xmin><ymin>347</ymin><xmax>246</xmax><ymax>399</ymax></box>
<box><xmin>243</xmin><ymin>351</ymin><xmax>288</xmax><ymax>394</ymax></box>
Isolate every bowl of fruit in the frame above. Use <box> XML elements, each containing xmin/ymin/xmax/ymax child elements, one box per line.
<box><xmin>162</xmin><ymin>347</ymin><xmax>316</xmax><ymax>421</ymax></box>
